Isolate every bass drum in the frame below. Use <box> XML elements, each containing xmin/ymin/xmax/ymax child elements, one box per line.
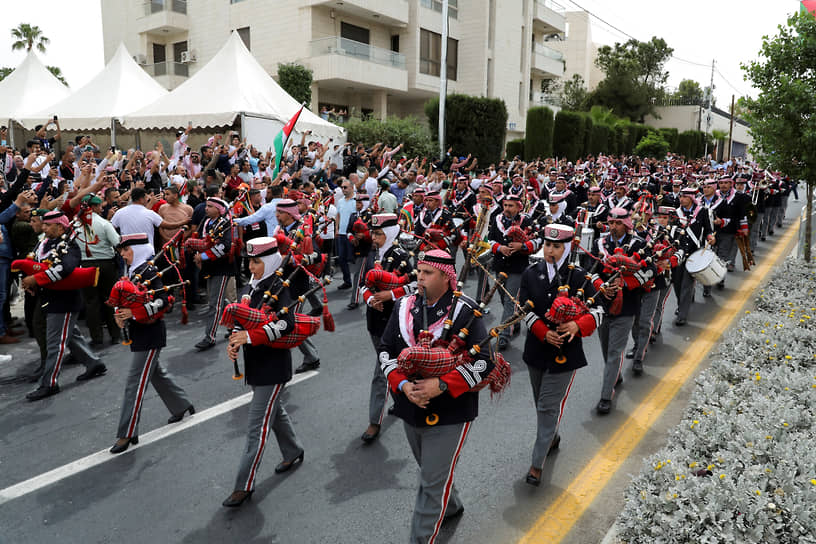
<box><xmin>684</xmin><ymin>249</ymin><xmax>727</xmax><ymax>286</ymax></box>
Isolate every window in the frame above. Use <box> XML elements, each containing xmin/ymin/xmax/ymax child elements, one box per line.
<box><xmin>173</xmin><ymin>41</ymin><xmax>188</xmax><ymax>77</ymax></box>
<box><xmin>391</xmin><ymin>35</ymin><xmax>400</xmax><ymax>53</ymax></box>
<box><xmin>419</xmin><ymin>29</ymin><xmax>458</xmax><ymax>81</ymax></box>
<box><xmin>420</xmin><ymin>0</ymin><xmax>458</xmax><ymax>20</ymax></box>
<box><xmin>237</xmin><ymin>26</ymin><xmax>250</xmax><ymax>50</ymax></box>
<box><xmin>341</xmin><ymin>22</ymin><xmax>369</xmax><ymax>44</ymax></box>
<box><xmin>152</xmin><ymin>42</ymin><xmax>166</xmax><ymax>75</ymax></box>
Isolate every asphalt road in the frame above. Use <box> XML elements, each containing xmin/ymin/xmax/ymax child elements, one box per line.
<box><xmin>0</xmin><ymin>199</ymin><xmax>804</xmax><ymax>544</ymax></box>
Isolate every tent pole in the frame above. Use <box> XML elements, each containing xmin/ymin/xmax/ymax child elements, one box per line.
<box><xmin>8</xmin><ymin>119</ymin><xmax>15</xmax><ymax>150</ymax></box>
<box><xmin>111</xmin><ymin>118</ymin><xmax>117</xmax><ymax>148</ymax></box>
<box><xmin>240</xmin><ymin>112</ymin><xmax>246</xmax><ymax>141</ymax></box>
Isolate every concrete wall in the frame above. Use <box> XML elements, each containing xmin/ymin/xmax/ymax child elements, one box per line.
<box><xmin>644</xmin><ymin>105</ymin><xmax>753</xmax><ymax>159</ymax></box>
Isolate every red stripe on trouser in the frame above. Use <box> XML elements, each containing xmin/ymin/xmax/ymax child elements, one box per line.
<box><xmin>126</xmin><ymin>349</ymin><xmax>157</xmax><ymax>438</ymax></box>
<box><xmin>428</xmin><ymin>421</ymin><xmax>472</xmax><ymax>544</ymax></box>
<box><xmin>556</xmin><ymin>371</ymin><xmax>577</xmax><ymax>427</ymax></box>
<box><xmin>244</xmin><ymin>385</ymin><xmax>282</xmax><ymax>492</ymax></box>
<box><xmin>376</xmin><ymin>380</ymin><xmax>389</xmax><ymax>425</ymax></box>
<box><xmin>208</xmin><ymin>276</ymin><xmax>229</xmax><ymax>340</ymax></box>
<box><xmin>611</xmin><ymin>349</ymin><xmax>625</xmax><ymax>400</ymax></box>
<box><xmin>49</xmin><ymin>313</ymin><xmax>72</xmax><ymax>387</ymax></box>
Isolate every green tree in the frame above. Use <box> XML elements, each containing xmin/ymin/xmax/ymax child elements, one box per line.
<box><xmin>591</xmin><ymin>37</ymin><xmax>674</xmax><ymax>121</ymax></box>
<box><xmin>711</xmin><ymin>129</ymin><xmax>728</xmax><ymax>159</ymax></box>
<box><xmin>634</xmin><ymin>130</ymin><xmax>670</xmax><ymax>158</ymax></box>
<box><xmin>341</xmin><ymin>116</ymin><xmax>435</xmax><ymax>158</ymax></box>
<box><xmin>47</xmin><ymin>65</ymin><xmax>68</xmax><ymax>86</ymax></box>
<box><xmin>524</xmin><ymin>106</ymin><xmax>554</xmax><ymax>160</ymax></box>
<box><xmin>559</xmin><ymin>74</ymin><xmax>590</xmax><ymax>111</ymax></box>
<box><xmin>11</xmin><ymin>23</ymin><xmax>49</xmax><ymax>53</ymax></box>
<box><xmin>672</xmin><ymin>79</ymin><xmax>704</xmax><ymax>104</ymax></box>
<box><xmin>425</xmin><ymin>94</ymin><xmax>508</xmax><ymax>164</ymax></box>
<box><xmin>0</xmin><ymin>67</ymin><xmax>13</xmax><ymax>81</ymax></box>
<box><xmin>742</xmin><ymin>11</ymin><xmax>816</xmax><ymax>261</ymax></box>
<box><xmin>277</xmin><ymin>63</ymin><xmax>313</xmax><ymax>107</ymax></box>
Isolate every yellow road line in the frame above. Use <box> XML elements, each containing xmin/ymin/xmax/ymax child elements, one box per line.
<box><xmin>519</xmin><ymin>221</ymin><xmax>801</xmax><ymax>544</ymax></box>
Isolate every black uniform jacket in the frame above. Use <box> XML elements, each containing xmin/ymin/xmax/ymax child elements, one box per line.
<box><xmin>35</xmin><ymin>236</ymin><xmax>83</xmax><ymax>314</ymax></box>
<box><xmin>361</xmin><ymin>244</ymin><xmax>414</xmax><ymax>337</ymax></box>
<box><xmin>379</xmin><ymin>290</ymin><xmax>494</xmax><ymax>428</ymax></box>
<box><xmin>126</xmin><ymin>261</ymin><xmax>169</xmax><ymax>352</ymax></box>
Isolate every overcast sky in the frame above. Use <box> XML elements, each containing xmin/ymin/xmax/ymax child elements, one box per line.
<box><xmin>0</xmin><ymin>0</ymin><xmax>801</xmax><ymax>107</ymax></box>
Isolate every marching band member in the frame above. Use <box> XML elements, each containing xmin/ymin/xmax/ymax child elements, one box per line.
<box><xmin>592</xmin><ymin>208</ymin><xmax>655</xmax><ymax>414</ymax></box>
<box><xmin>358</xmin><ymin>213</ymin><xmax>415</xmax><ymax>443</ymax></box>
<box><xmin>647</xmin><ymin>207</ymin><xmax>681</xmax><ymax>342</ymax></box>
<box><xmin>519</xmin><ymin>224</ymin><xmax>603</xmax><ymax>486</ymax></box>
<box><xmin>222</xmin><ymin>236</ymin><xmax>304</xmax><ymax>508</ymax></box>
<box><xmin>487</xmin><ymin>194</ymin><xmax>540</xmax><ymax>351</ymax></box>
<box><xmin>715</xmin><ymin>176</ymin><xmax>749</xmax><ymax>279</ymax></box>
<box><xmin>110</xmin><ymin>233</ymin><xmax>194</xmax><ymax>454</ymax></box>
<box><xmin>193</xmin><ymin>197</ymin><xmax>235</xmax><ymax>351</ymax></box>
<box><xmin>609</xmin><ymin>180</ymin><xmax>634</xmax><ymax>211</ymax></box>
<box><xmin>673</xmin><ymin>187</ymin><xmax>716</xmax><ymax>326</ymax></box>
<box><xmin>23</xmin><ymin>210</ymin><xmax>107</xmax><ymax>401</ymax></box>
<box><xmin>414</xmin><ymin>190</ymin><xmax>455</xmax><ymax>252</ymax></box>
<box><xmin>379</xmin><ymin>249</ymin><xmax>493</xmax><ymax>544</ymax></box>
<box><xmin>346</xmin><ymin>195</ymin><xmax>373</xmax><ymax>310</ymax></box>
<box><xmin>467</xmin><ymin>188</ymin><xmax>500</xmax><ymax>309</ymax></box>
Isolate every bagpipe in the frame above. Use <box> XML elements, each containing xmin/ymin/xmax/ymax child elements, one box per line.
<box><xmin>364</xmin><ymin>242</ymin><xmax>417</xmax><ymax>292</ymax></box>
<box><xmin>221</xmin><ymin>272</ymin><xmax>332</xmax><ymax>380</ymax></box>
<box><xmin>183</xmin><ymin>215</ymin><xmax>237</xmax><ymax>261</ymax></box>
<box><xmin>106</xmin><ymin>231</ymin><xmax>190</xmax><ymax>345</ymax></box>
<box><xmin>12</xmin><ymin>225</ymin><xmax>99</xmax><ymax>290</ymax></box>
<box><xmin>396</xmin><ymin>271</ymin><xmax>515</xmax><ymax>397</ymax></box>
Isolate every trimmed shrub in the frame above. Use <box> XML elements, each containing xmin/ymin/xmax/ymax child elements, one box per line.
<box><xmin>341</xmin><ymin>116</ymin><xmax>436</xmax><ymax>158</ymax></box>
<box><xmin>590</xmin><ymin>123</ymin><xmax>612</xmax><ymax>155</ymax></box>
<box><xmin>581</xmin><ymin>114</ymin><xmax>594</xmax><ymax>158</ymax></box>
<box><xmin>658</xmin><ymin>127</ymin><xmax>679</xmax><ymax>152</ymax></box>
<box><xmin>506</xmin><ymin>138</ymin><xmax>525</xmax><ymax>160</ymax></box>
<box><xmin>277</xmin><ymin>63</ymin><xmax>313</xmax><ymax>106</ymax></box>
<box><xmin>634</xmin><ymin>130</ymin><xmax>670</xmax><ymax>158</ymax></box>
<box><xmin>553</xmin><ymin>111</ymin><xmax>586</xmax><ymax>160</ymax></box>
<box><xmin>524</xmin><ymin>106</ymin><xmax>554</xmax><ymax>160</ymax></box>
<box><xmin>676</xmin><ymin>130</ymin><xmax>711</xmax><ymax>159</ymax></box>
<box><xmin>425</xmin><ymin>94</ymin><xmax>508</xmax><ymax>164</ymax></box>
<box><xmin>615</xmin><ymin>121</ymin><xmax>632</xmax><ymax>155</ymax></box>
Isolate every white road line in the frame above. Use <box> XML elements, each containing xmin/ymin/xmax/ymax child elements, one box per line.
<box><xmin>0</xmin><ymin>370</ymin><xmax>319</xmax><ymax>506</ymax></box>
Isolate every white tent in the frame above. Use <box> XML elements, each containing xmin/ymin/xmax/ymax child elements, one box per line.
<box><xmin>122</xmin><ymin>32</ymin><xmax>345</xmax><ymax>144</ymax></box>
<box><xmin>17</xmin><ymin>43</ymin><xmax>168</xmax><ymax>131</ymax></box>
<box><xmin>0</xmin><ymin>50</ymin><xmax>70</xmax><ymax>122</ymax></box>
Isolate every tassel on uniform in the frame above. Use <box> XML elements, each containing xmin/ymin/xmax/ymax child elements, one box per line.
<box><xmin>181</xmin><ymin>303</ymin><xmax>189</xmax><ymax>324</ymax></box>
<box><xmin>322</xmin><ymin>291</ymin><xmax>335</xmax><ymax>332</ymax></box>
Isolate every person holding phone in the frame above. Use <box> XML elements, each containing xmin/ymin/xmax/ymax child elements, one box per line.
<box><xmin>34</xmin><ymin>116</ymin><xmax>61</xmax><ymax>155</ymax></box>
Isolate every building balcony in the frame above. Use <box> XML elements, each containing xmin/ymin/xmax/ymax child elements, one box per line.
<box><xmin>307</xmin><ymin>0</ymin><xmax>409</xmax><ymax>27</ymax></box>
<box><xmin>419</xmin><ymin>0</ymin><xmax>458</xmax><ymax>20</ymax></box>
<box><xmin>530</xmin><ymin>92</ymin><xmax>561</xmax><ymax>110</ymax></box>
<box><xmin>141</xmin><ymin>61</ymin><xmax>189</xmax><ymax>90</ymax></box>
<box><xmin>531</xmin><ymin>44</ymin><xmax>564</xmax><ymax>78</ymax></box>
<box><xmin>136</xmin><ymin>0</ymin><xmax>188</xmax><ymax>36</ymax></box>
<box><xmin>308</xmin><ymin>36</ymin><xmax>408</xmax><ymax>92</ymax></box>
<box><xmin>533</xmin><ymin>0</ymin><xmax>566</xmax><ymax>34</ymax></box>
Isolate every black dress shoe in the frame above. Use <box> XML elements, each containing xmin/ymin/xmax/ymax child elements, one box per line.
<box><xmin>361</xmin><ymin>424</ymin><xmax>381</xmax><ymax>444</ymax></box>
<box><xmin>26</xmin><ymin>385</ymin><xmax>60</xmax><ymax>401</ymax></box>
<box><xmin>525</xmin><ymin>470</ymin><xmax>541</xmax><ymax>487</ymax></box>
<box><xmin>295</xmin><ymin>361</ymin><xmax>320</xmax><ymax>373</ymax></box>
<box><xmin>308</xmin><ymin>307</ymin><xmax>323</xmax><ymax>317</ymax></box>
<box><xmin>717</xmin><ymin>281</ymin><xmax>725</xmax><ymax>290</ymax></box>
<box><xmin>346</xmin><ymin>302</ymin><xmax>359</xmax><ymax>310</ymax></box>
<box><xmin>512</xmin><ymin>324</ymin><xmax>521</xmax><ymax>337</ymax></box>
<box><xmin>195</xmin><ymin>338</ymin><xmax>216</xmax><ymax>351</ymax></box>
<box><xmin>337</xmin><ymin>282</ymin><xmax>352</xmax><ymax>290</ymax></box>
<box><xmin>632</xmin><ymin>360</ymin><xmax>644</xmax><ymax>376</ymax></box>
<box><xmin>548</xmin><ymin>433</ymin><xmax>561</xmax><ymax>455</ymax></box>
<box><xmin>222</xmin><ymin>489</ymin><xmax>254</xmax><ymax>507</ymax></box>
<box><xmin>109</xmin><ymin>436</ymin><xmax>138</xmax><ymax>454</ymax></box>
<box><xmin>497</xmin><ymin>337</ymin><xmax>509</xmax><ymax>351</ymax></box>
<box><xmin>596</xmin><ymin>399</ymin><xmax>612</xmax><ymax>415</ymax></box>
<box><xmin>674</xmin><ymin>318</ymin><xmax>687</xmax><ymax>327</ymax></box>
<box><xmin>167</xmin><ymin>405</ymin><xmax>195</xmax><ymax>424</ymax></box>
<box><xmin>76</xmin><ymin>364</ymin><xmax>107</xmax><ymax>382</ymax></box>
<box><xmin>274</xmin><ymin>450</ymin><xmax>304</xmax><ymax>474</ymax></box>
<box><xmin>702</xmin><ymin>287</ymin><xmax>712</xmax><ymax>298</ymax></box>
<box><xmin>625</xmin><ymin>348</ymin><xmax>635</xmax><ymax>359</ymax></box>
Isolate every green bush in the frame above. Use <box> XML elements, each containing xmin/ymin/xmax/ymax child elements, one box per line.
<box><xmin>658</xmin><ymin>128</ymin><xmax>679</xmax><ymax>151</ymax></box>
<box><xmin>614</xmin><ymin>121</ymin><xmax>632</xmax><ymax>155</ymax></box>
<box><xmin>553</xmin><ymin>111</ymin><xmax>586</xmax><ymax>160</ymax></box>
<box><xmin>634</xmin><ymin>130</ymin><xmax>670</xmax><ymax>158</ymax></box>
<box><xmin>590</xmin><ymin>123</ymin><xmax>612</xmax><ymax>155</ymax></box>
<box><xmin>676</xmin><ymin>130</ymin><xmax>711</xmax><ymax>158</ymax></box>
<box><xmin>425</xmin><ymin>94</ymin><xmax>508</xmax><ymax>164</ymax></box>
<box><xmin>506</xmin><ymin>138</ymin><xmax>525</xmax><ymax>160</ymax></box>
<box><xmin>581</xmin><ymin>114</ymin><xmax>594</xmax><ymax>157</ymax></box>
<box><xmin>341</xmin><ymin>116</ymin><xmax>436</xmax><ymax>158</ymax></box>
<box><xmin>277</xmin><ymin>63</ymin><xmax>313</xmax><ymax>106</ymax></box>
<box><xmin>524</xmin><ymin>106</ymin><xmax>554</xmax><ymax>160</ymax></box>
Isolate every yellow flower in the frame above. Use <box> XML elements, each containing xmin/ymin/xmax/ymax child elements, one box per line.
<box><xmin>785</xmin><ymin>355</ymin><xmax>792</xmax><ymax>360</ymax></box>
<box><xmin>745</xmin><ymin>310</ymin><xmax>751</xmax><ymax>314</ymax></box>
<box><xmin>766</xmin><ymin>435</ymin><xmax>773</xmax><ymax>439</ymax></box>
<box><xmin>689</xmin><ymin>462</ymin><xmax>698</xmax><ymax>468</ymax></box>
<box><xmin>810</xmin><ymin>479</ymin><xmax>816</xmax><ymax>486</ymax></box>
<box><xmin>719</xmin><ymin>474</ymin><xmax>726</xmax><ymax>480</ymax></box>
<box><xmin>784</xmin><ymin>387</ymin><xmax>789</xmax><ymax>391</ymax></box>
<box><xmin>783</xmin><ymin>422</ymin><xmax>789</xmax><ymax>427</ymax></box>
<box><xmin>755</xmin><ymin>490</ymin><xmax>762</xmax><ymax>496</ymax></box>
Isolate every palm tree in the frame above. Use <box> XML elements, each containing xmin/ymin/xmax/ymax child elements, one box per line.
<box><xmin>711</xmin><ymin>129</ymin><xmax>729</xmax><ymax>160</ymax></box>
<box><xmin>11</xmin><ymin>23</ymin><xmax>50</xmax><ymax>53</ymax></box>
<box><xmin>47</xmin><ymin>65</ymin><xmax>68</xmax><ymax>86</ymax></box>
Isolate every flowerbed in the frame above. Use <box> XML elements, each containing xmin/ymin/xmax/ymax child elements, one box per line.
<box><xmin>616</xmin><ymin>258</ymin><xmax>816</xmax><ymax>544</ymax></box>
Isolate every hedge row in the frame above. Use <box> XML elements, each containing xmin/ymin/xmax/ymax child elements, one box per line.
<box><xmin>425</xmin><ymin>94</ymin><xmax>508</xmax><ymax>165</ymax></box>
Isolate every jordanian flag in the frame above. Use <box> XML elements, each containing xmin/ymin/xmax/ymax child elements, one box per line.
<box><xmin>802</xmin><ymin>0</ymin><xmax>816</xmax><ymax>17</ymax></box>
<box><xmin>272</xmin><ymin>105</ymin><xmax>304</xmax><ymax>178</ymax></box>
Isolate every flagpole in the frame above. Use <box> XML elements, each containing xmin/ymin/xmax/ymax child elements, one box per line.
<box><xmin>438</xmin><ymin>0</ymin><xmax>449</xmax><ymax>161</ymax></box>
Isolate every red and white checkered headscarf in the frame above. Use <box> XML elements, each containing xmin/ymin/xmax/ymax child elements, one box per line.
<box><xmin>418</xmin><ymin>249</ymin><xmax>456</xmax><ymax>291</ymax></box>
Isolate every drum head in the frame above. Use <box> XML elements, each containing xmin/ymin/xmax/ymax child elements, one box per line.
<box><xmin>452</xmin><ymin>218</ymin><xmax>465</xmax><ymax>228</ymax></box>
<box><xmin>685</xmin><ymin>249</ymin><xmax>714</xmax><ymax>274</ymax></box>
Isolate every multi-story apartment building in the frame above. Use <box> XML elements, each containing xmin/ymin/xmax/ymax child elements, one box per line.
<box><xmin>101</xmin><ymin>0</ymin><xmax>567</xmax><ymax>139</ymax></box>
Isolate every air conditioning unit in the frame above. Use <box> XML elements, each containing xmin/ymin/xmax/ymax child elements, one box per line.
<box><xmin>181</xmin><ymin>50</ymin><xmax>197</xmax><ymax>63</ymax></box>
<box><xmin>133</xmin><ymin>54</ymin><xmax>147</xmax><ymax>65</ymax></box>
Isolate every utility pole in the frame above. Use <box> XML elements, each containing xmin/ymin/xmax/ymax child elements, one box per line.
<box><xmin>703</xmin><ymin>59</ymin><xmax>715</xmax><ymax>159</ymax></box>
<box><xmin>438</xmin><ymin>0</ymin><xmax>449</xmax><ymax>161</ymax></box>
<box><xmin>727</xmin><ymin>94</ymin><xmax>735</xmax><ymax>162</ymax></box>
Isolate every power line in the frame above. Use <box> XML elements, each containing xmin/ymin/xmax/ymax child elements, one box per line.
<box><xmin>715</xmin><ymin>68</ymin><xmax>749</xmax><ymax>96</ymax></box>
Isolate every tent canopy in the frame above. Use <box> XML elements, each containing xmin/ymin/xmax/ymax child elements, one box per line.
<box><xmin>122</xmin><ymin>32</ymin><xmax>344</xmax><ymax>141</ymax></box>
<box><xmin>17</xmin><ymin>43</ymin><xmax>169</xmax><ymax>131</ymax></box>
<box><xmin>0</xmin><ymin>50</ymin><xmax>70</xmax><ymax>121</ymax></box>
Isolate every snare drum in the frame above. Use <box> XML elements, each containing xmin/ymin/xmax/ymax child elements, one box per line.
<box><xmin>399</xmin><ymin>232</ymin><xmax>419</xmax><ymax>252</ymax></box>
<box><xmin>684</xmin><ymin>248</ymin><xmax>727</xmax><ymax>286</ymax></box>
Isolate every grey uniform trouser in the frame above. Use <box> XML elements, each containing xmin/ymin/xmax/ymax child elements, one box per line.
<box><xmin>404</xmin><ymin>420</ymin><xmax>472</xmax><ymax>544</ymax></box>
<box><xmin>368</xmin><ymin>334</ymin><xmax>389</xmax><ymax>426</ymax></box>
<box><xmin>204</xmin><ymin>275</ymin><xmax>235</xmax><ymax>342</ymax></box>
<box><xmin>528</xmin><ymin>367</ymin><xmax>576</xmax><ymax>469</ymax></box>
<box><xmin>764</xmin><ymin>206</ymin><xmax>780</xmax><ymax>234</ymax></box>
<box><xmin>651</xmin><ymin>283</ymin><xmax>673</xmax><ymax>335</ymax></box>
<box><xmin>630</xmin><ymin>288</ymin><xmax>661</xmax><ymax>362</ymax></box>
<box><xmin>498</xmin><ymin>272</ymin><xmax>522</xmax><ymax>341</ymax></box>
<box><xmin>40</xmin><ymin>312</ymin><xmax>101</xmax><ymax>389</ymax></box>
<box><xmin>675</xmin><ymin>268</ymin><xmax>697</xmax><ymax>322</ymax></box>
<box><xmin>234</xmin><ymin>384</ymin><xmax>303</xmax><ymax>492</ymax></box>
<box><xmin>715</xmin><ymin>232</ymin><xmax>737</xmax><ymax>270</ymax></box>
<box><xmin>749</xmin><ymin>215</ymin><xmax>762</xmax><ymax>251</ymax></box>
<box><xmin>116</xmin><ymin>348</ymin><xmax>191</xmax><ymax>438</ymax></box>
<box><xmin>598</xmin><ymin>314</ymin><xmax>634</xmax><ymax>400</ymax></box>
<box><xmin>473</xmin><ymin>253</ymin><xmax>493</xmax><ymax>303</ymax></box>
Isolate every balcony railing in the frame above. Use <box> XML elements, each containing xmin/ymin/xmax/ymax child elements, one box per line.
<box><xmin>142</xmin><ymin>0</ymin><xmax>187</xmax><ymax>17</ymax></box>
<box><xmin>536</xmin><ymin>0</ymin><xmax>566</xmax><ymax>13</ymax></box>
<box><xmin>420</xmin><ymin>0</ymin><xmax>458</xmax><ymax>20</ymax></box>
<box><xmin>142</xmin><ymin>61</ymin><xmax>189</xmax><ymax>78</ymax></box>
<box><xmin>310</xmin><ymin>37</ymin><xmax>406</xmax><ymax>70</ymax></box>
<box><xmin>533</xmin><ymin>43</ymin><xmax>564</xmax><ymax>61</ymax></box>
